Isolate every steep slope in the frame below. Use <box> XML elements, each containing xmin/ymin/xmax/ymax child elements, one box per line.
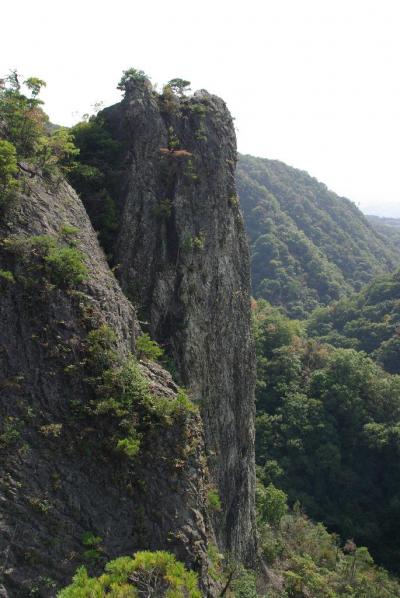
<box><xmin>0</xmin><ymin>175</ymin><xmax>216</xmax><ymax>596</ymax></box>
<box><xmin>308</xmin><ymin>268</ymin><xmax>400</xmax><ymax>374</ymax></box>
<box><xmin>237</xmin><ymin>154</ymin><xmax>399</xmax><ymax>317</ymax></box>
<box><xmin>367</xmin><ymin>214</ymin><xmax>400</xmax><ymax>251</ymax></box>
<box><xmin>89</xmin><ymin>79</ymin><xmax>257</xmax><ymax>563</ymax></box>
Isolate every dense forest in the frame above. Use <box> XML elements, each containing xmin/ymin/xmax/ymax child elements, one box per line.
<box><xmin>237</xmin><ymin>155</ymin><xmax>399</xmax><ymax>318</ymax></box>
<box><xmin>254</xmin><ymin>300</ymin><xmax>400</xmax><ymax>575</ymax></box>
<box><xmin>308</xmin><ymin>269</ymin><xmax>400</xmax><ymax>374</ymax></box>
<box><xmin>367</xmin><ymin>215</ymin><xmax>400</xmax><ymax>251</ymax></box>
<box><xmin>243</xmin><ymin>155</ymin><xmax>400</xmax><ymax>590</ymax></box>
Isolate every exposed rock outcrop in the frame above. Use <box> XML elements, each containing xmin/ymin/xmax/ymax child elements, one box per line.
<box><xmin>0</xmin><ymin>177</ymin><xmax>215</xmax><ymax>596</ymax></box>
<box><xmin>99</xmin><ymin>80</ymin><xmax>256</xmax><ymax>562</ymax></box>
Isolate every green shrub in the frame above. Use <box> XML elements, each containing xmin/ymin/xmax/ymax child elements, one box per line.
<box><xmin>189</xmin><ymin>103</ymin><xmax>207</xmax><ymax>115</ymax></box>
<box><xmin>85</xmin><ymin>325</ymin><xmax>197</xmax><ymax>461</ymax></box>
<box><xmin>231</xmin><ymin>568</ymin><xmax>258</xmax><ymax>598</ymax></box>
<box><xmin>44</xmin><ymin>246</ymin><xmax>88</xmax><ymax>288</ymax></box>
<box><xmin>58</xmin><ymin>550</ymin><xmax>201</xmax><ymax>597</ymax></box>
<box><xmin>136</xmin><ymin>333</ymin><xmax>164</xmax><ymax>360</ymax></box>
<box><xmin>207</xmin><ymin>487</ymin><xmax>222</xmax><ymax>512</ymax></box>
<box><xmin>183</xmin><ymin>233</ymin><xmax>205</xmax><ymax>251</ymax></box>
<box><xmin>117</xmin><ymin>68</ymin><xmax>149</xmax><ymax>92</ymax></box>
<box><xmin>173</xmin><ymin>389</ymin><xmax>197</xmax><ymax>414</ymax></box>
<box><xmin>39</xmin><ymin>423</ymin><xmax>62</xmax><ymax>438</ymax></box>
<box><xmin>257</xmin><ymin>482</ymin><xmax>288</xmax><ymax>527</ymax></box>
<box><xmin>81</xmin><ymin>531</ymin><xmax>102</xmax><ymax>548</ymax></box>
<box><xmin>85</xmin><ymin>325</ymin><xmax>119</xmax><ymax>373</ymax></box>
<box><xmin>0</xmin><ymin>416</ymin><xmax>21</xmax><ymax>448</ymax></box>
<box><xmin>60</xmin><ymin>224</ymin><xmax>80</xmax><ymax>237</ymax></box>
<box><xmin>0</xmin><ymin>269</ymin><xmax>15</xmax><ymax>284</ymax></box>
<box><xmin>28</xmin><ymin>496</ymin><xmax>52</xmax><ymax>514</ymax></box>
<box><xmin>0</xmin><ymin>139</ymin><xmax>19</xmax><ymax>205</ymax></box>
<box><xmin>80</xmin><ymin>532</ymin><xmax>103</xmax><ymax>562</ymax></box>
<box><xmin>167</xmin><ymin>78</ymin><xmax>191</xmax><ymax>97</ymax></box>
<box><xmin>192</xmin><ymin>233</ymin><xmax>205</xmax><ymax>250</ymax></box>
<box><xmin>3</xmin><ymin>233</ymin><xmax>87</xmax><ymax>289</ymax></box>
<box><xmin>116</xmin><ymin>434</ymin><xmax>141</xmax><ymax>459</ymax></box>
<box><xmin>0</xmin><ymin>72</ymin><xmax>78</xmax><ymax>176</ymax></box>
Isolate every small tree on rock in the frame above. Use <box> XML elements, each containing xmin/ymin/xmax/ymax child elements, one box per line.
<box><xmin>167</xmin><ymin>78</ymin><xmax>191</xmax><ymax>97</ymax></box>
<box><xmin>117</xmin><ymin>68</ymin><xmax>149</xmax><ymax>93</ymax></box>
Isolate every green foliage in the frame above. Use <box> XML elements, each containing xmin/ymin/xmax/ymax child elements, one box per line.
<box><xmin>238</xmin><ymin>154</ymin><xmax>399</xmax><ymax>318</ymax></box>
<box><xmin>3</xmin><ymin>232</ymin><xmax>87</xmax><ymax>290</ymax></box>
<box><xmin>367</xmin><ymin>214</ymin><xmax>400</xmax><ymax>251</ymax></box>
<box><xmin>0</xmin><ymin>139</ymin><xmax>19</xmax><ymax>205</ymax></box>
<box><xmin>80</xmin><ymin>532</ymin><xmax>103</xmax><ymax>562</ymax></box>
<box><xmin>253</xmin><ymin>299</ymin><xmax>400</xmax><ymax>573</ymax></box>
<box><xmin>84</xmin><ymin>325</ymin><xmax>196</xmax><ymax>460</ymax></box>
<box><xmin>136</xmin><ymin>333</ymin><xmax>164</xmax><ymax>360</ymax></box>
<box><xmin>0</xmin><ymin>269</ymin><xmax>15</xmax><ymax>284</ymax></box>
<box><xmin>37</xmin><ymin>127</ymin><xmax>80</xmax><ymax>176</ymax></box>
<box><xmin>28</xmin><ymin>496</ymin><xmax>52</xmax><ymax>514</ymax></box>
<box><xmin>207</xmin><ymin>487</ymin><xmax>222</xmax><ymax>512</ymax></box>
<box><xmin>0</xmin><ymin>70</ymin><xmax>48</xmax><ymax>158</ymax></box>
<box><xmin>307</xmin><ymin>269</ymin><xmax>400</xmax><ymax>373</ymax></box>
<box><xmin>167</xmin><ymin>78</ymin><xmax>191</xmax><ymax>97</ymax></box>
<box><xmin>60</xmin><ymin>224</ymin><xmax>80</xmax><ymax>237</ymax></box>
<box><xmin>85</xmin><ymin>325</ymin><xmax>119</xmax><ymax>373</ymax></box>
<box><xmin>0</xmin><ymin>70</ymin><xmax>78</xmax><ymax>177</ymax></box>
<box><xmin>58</xmin><ymin>550</ymin><xmax>201</xmax><ymax>597</ymax></box>
<box><xmin>81</xmin><ymin>532</ymin><xmax>102</xmax><ymax>547</ymax></box>
<box><xmin>167</xmin><ymin>126</ymin><xmax>180</xmax><ymax>150</ymax></box>
<box><xmin>24</xmin><ymin>77</ymin><xmax>46</xmax><ymax>98</ymax></box>
<box><xmin>68</xmin><ymin>117</ymin><xmax>121</xmax><ymax>256</ymax></box>
<box><xmin>44</xmin><ymin>246</ymin><xmax>88</xmax><ymax>287</ymax></box>
<box><xmin>117</xmin><ymin>68</ymin><xmax>149</xmax><ymax>92</ymax></box>
<box><xmin>257</xmin><ymin>502</ymin><xmax>400</xmax><ymax>597</ymax></box>
<box><xmin>256</xmin><ymin>482</ymin><xmax>288</xmax><ymax>527</ymax></box>
<box><xmin>228</xmin><ymin>194</ymin><xmax>240</xmax><ymax>208</ymax></box>
<box><xmin>0</xmin><ymin>416</ymin><xmax>21</xmax><ymax>448</ymax></box>
<box><xmin>183</xmin><ymin>233</ymin><xmax>205</xmax><ymax>251</ymax></box>
<box><xmin>115</xmin><ymin>434</ymin><xmax>141</xmax><ymax>458</ymax></box>
<box><xmin>39</xmin><ymin>423</ymin><xmax>62</xmax><ymax>437</ymax></box>
<box><xmin>230</xmin><ymin>569</ymin><xmax>258</xmax><ymax>598</ymax></box>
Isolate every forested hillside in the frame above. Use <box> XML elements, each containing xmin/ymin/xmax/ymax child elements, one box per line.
<box><xmin>237</xmin><ymin>155</ymin><xmax>399</xmax><ymax>317</ymax></box>
<box><xmin>253</xmin><ymin>300</ymin><xmax>400</xmax><ymax>575</ymax></box>
<box><xmin>367</xmin><ymin>214</ymin><xmax>400</xmax><ymax>250</ymax></box>
<box><xmin>242</xmin><ymin>154</ymin><xmax>400</xmax><ymax>588</ymax></box>
<box><xmin>308</xmin><ymin>269</ymin><xmax>400</xmax><ymax>374</ymax></box>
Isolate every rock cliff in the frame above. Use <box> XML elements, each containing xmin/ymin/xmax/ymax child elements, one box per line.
<box><xmin>0</xmin><ymin>77</ymin><xmax>257</xmax><ymax>596</ymax></box>
<box><xmin>0</xmin><ymin>176</ymin><xmax>215</xmax><ymax>596</ymax></box>
<box><xmin>98</xmin><ymin>79</ymin><xmax>256</xmax><ymax>562</ymax></box>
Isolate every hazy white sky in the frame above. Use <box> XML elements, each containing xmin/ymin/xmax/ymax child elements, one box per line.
<box><xmin>2</xmin><ymin>0</ymin><xmax>400</xmax><ymax>216</ymax></box>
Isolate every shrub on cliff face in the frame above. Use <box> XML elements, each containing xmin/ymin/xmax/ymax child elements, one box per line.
<box><xmin>57</xmin><ymin>550</ymin><xmax>201</xmax><ymax>597</ymax></box>
<box><xmin>136</xmin><ymin>333</ymin><xmax>164</xmax><ymax>361</ymax></box>
<box><xmin>44</xmin><ymin>246</ymin><xmax>88</xmax><ymax>288</ymax></box>
<box><xmin>84</xmin><ymin>324</ymin><xmax>197</xmax><ymax>461</ymax></box>
<box><xmin>3</xmin><ymin>232</ymin><xmax>88</xmax><ymax>289</ymax></box>
<box><xmin>0</xmin><ymin>139</ymin><xmax>19</xmax><ymax>205</ymax></box>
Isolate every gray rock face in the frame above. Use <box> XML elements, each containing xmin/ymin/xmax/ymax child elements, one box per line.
<box><xmin>101</xmin><ymin>81</ymin><xmax>256</xmax><ymax>562</ymax></box>
<box><xmin>0</xmin><ymin>178</ymin><xmax>215</xmax><ymax>596</ymax></box>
